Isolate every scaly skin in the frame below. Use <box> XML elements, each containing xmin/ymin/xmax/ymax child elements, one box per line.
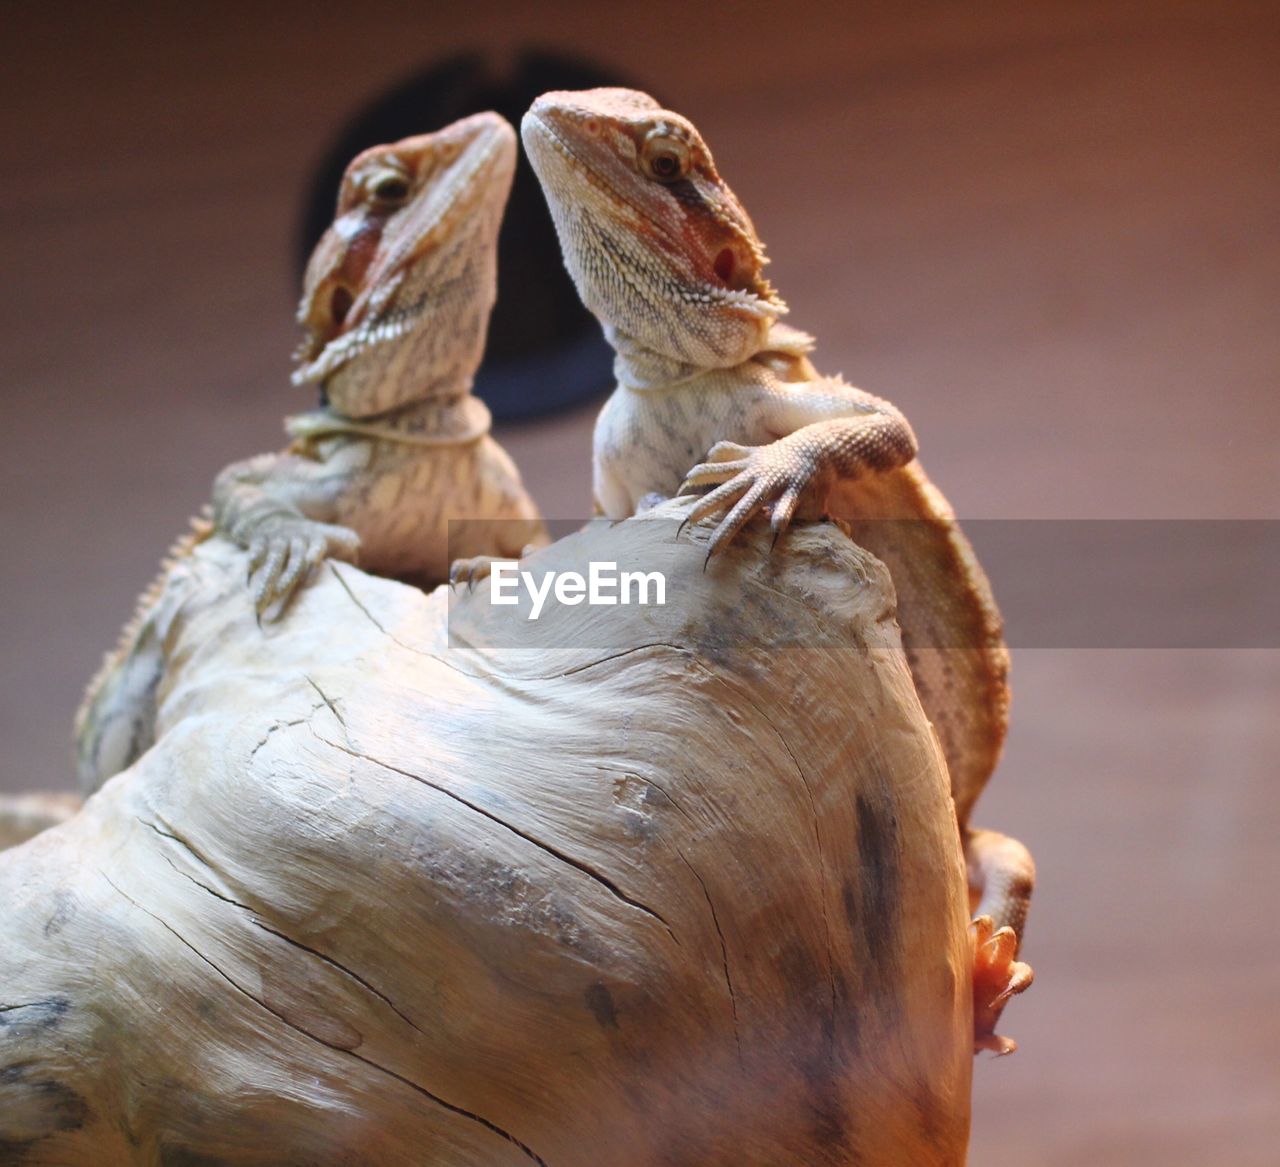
<box><xmin>216</xmin><ymin>113</ymin><xmax>546</xmax><ymax>611</ymax></box>
<box><xmin>74</xmin><ymin>113</ymin><xmax>545</xmax><ymax>795</ymax></box>
<box><xmin>524</xmin><ymin>87</ymin><xmax>1032</xmax><ymax>1051</ymax></box>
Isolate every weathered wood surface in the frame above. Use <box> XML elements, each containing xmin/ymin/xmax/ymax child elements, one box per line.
<box><xmin>0</xmin><ymin>504</ymin><xmax>971</xmax><ymax>1165</ymax></box>
<box><xmin>0</xmin><ymin>794</ymin><xmax>79</xmax><ymax>851</ymax></box>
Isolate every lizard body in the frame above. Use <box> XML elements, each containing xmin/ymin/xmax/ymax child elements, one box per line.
<box><xmin>217</xmin><ymin>112</ymin><xmax>545</xmax><ymax>605</ymax></box>
<box><xmin>75</xmin><ymin>113</ymin><xmax>544</xmax><ymax>793</ymax></box>
<box><xmin>524</xmin><ymin>88</ymin><xmax>1032</xmax><ymax>1051</ymax></box>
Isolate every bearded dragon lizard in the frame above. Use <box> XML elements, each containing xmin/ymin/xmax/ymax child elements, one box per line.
<box><xmin>524</xmin><ymin>88</ymin><xmax>1033</xmax><ymax>1052</ymax></box>
<box><xmin>75</xmin><ymin>112</ymin><xmax>545</xmax><ymax>793</ymax></box>
<box><xmin>219</xmin><ymin>112</ymin><xmax>545</xmax><ymax>609</ymax></box>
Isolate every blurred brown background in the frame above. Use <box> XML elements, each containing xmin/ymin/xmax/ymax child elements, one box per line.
<box><xmin>3</xmin><ymin>1</ymin><xmax>1278</xmax><ymax>1162</ymax></box>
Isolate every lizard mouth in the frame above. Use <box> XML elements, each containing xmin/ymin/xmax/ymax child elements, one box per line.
<box><xmin>329</xmin><ymin>285</ymin><xmax>354</xmax><ymax>332</ymax></box>
<box><xmin>291</xmin><ymin>283</ymin><xmax>356</xmax><ymax>372</ymax></box>
<box><xmin>292</xmin><ymin>292</ymin><xmax>431</xmax><ymax>387</ymax></box>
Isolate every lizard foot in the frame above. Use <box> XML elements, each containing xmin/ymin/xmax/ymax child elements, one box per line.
<box><xmin>449</xmin><ymin>555</ymin><xmax>504</xmax><ymax>590</ymax></box>
<box><xmin>247</xmin><ymin>522</ymin><xmax>360</xmax><ymax>620</ymax></box>
<box><xmin>971</xmin><ymin>914</ymin><xmax>1033</xmax><ymax>1055</ymax></box>
<box><xmin>679</xmin><ymin>437</ymin><xmax>819</xmax><ymax>558</ymax></box>
<box><xmin>449</xmin><ymin>545</ymin><xmax>537</xmax><ymax>591</ymax></box>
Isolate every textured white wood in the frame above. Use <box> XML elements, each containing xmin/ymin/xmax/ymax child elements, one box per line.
<box><xmin>0</xmin><ymin>506</ymin><xmax>971</xmax><ymax>1165</ymax></box>
<box><xmin>0</xmin><ymin>793</ymin><xmax>79</xmax><ymax>850</ymax></box>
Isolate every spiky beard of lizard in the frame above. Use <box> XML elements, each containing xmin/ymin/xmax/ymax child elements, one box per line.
<box><xmin>523</xmin><ymin>97</ymin><xmax>789</xmax><ymax>389</ymax></box>
<box><xmin>293</xmin><ymin>224</ymin><xmax>495</xmax><ymax>418</ymax></box>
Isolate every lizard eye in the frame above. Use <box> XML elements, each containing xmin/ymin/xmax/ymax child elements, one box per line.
<box><xmin>641</xmin><ymin>132</ymin><xmax>690</xmax><ymax>183</ymax></box>
<box><xmin>368</xmin><ymin>170</ymin><xmax>411</xmax><ymax>206</ymax></box>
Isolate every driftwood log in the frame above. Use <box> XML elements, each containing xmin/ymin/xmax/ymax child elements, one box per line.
<box><xmin>0</xmin><ymin>502</ymin><xmax>972</xmax><ymax>1165</ymax></box>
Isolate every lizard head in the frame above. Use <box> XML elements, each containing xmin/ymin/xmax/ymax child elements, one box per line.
<box><xmin>522</xmin><ymin>88</ymin><xmax>786</xmax><ymax>383</ymax></box>
<box><xmin>293</xmin><ymin>112</ymin><xmax>517</xmax><ymax>417</ymax></box>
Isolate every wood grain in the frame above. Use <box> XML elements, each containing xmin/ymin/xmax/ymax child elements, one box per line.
<box><xmin>2</xmin><ymin>2</ymin><xmax>1277</xmax><ymax>1162</ymax></box>
<box><xmin>0</xmin><ymin>510</ymin><xmax>973</xmax><ymax>1164</ymax></box>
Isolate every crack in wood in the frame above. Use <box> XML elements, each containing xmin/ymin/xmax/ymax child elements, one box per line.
<box><xmin>99</xmin><ymin>870</ymin><xmax>549</xmax><ymax>1166</ymax></box>
<box><xmin>313</xmin><ymin>731</ymin><xmax>680</xmax><ymax>946</ymax></box>
<box><xmin>303</xmin><ymin>676</ymin><xmax>346</xmax><ymax>730</ymax></box>
<box><xmin>252</xmin><ymin>922</ymin><xmax>424</xmax><ymax>1036</ymax></box>
<box><xmin>145</xmin><ymin>822</ymin><xmax>424</xmax><ymax>1036</ymax></box>
<box><xmin>710</xmin><ymin>677</ymin><xmax>840</xmax><ymax>1033</ymax></box>
<box><xmin>680</xmin><ymin>853</ymin><xmax>742</xmax><ymax>1063</ymax></box>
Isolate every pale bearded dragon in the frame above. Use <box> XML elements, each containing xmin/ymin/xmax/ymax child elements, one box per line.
<box><xmin>75</xmin><ymin>112</ymin><xmax>545</xmax><ymax>793</ymax></box>
<box><xmin>524</xmin><ymin>88</ymin><xmax>1032</xmax><ymax>1052</ymax></box>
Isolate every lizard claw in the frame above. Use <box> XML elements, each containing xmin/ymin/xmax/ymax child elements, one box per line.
<box><xmin>451</xmin><ymin>543</ymin><xmax>538</xmax><ymax>591</ymax></box>
<box><xmin>678</xmin><ymin>437</ymin><xmax>821</xmax><ymax>559</ymax></box>
<box><xmin>248</xmin><ymin>522</ymin><xmax>360</xmax><ymax>621</ymax></box>
<box><xmin>971</xmin><ymin>915</ymin><xmax>1033</xmax><ymax>1055</ymax></box>
<box><xmin>450</xmin><ymin>555</ymin><xmax>502</xmax><ymax>592</ymax></box>
<box><xmin>449</xmin><ymin>556</ymin><xmax>486</xmax><ymax>591</ymax></box>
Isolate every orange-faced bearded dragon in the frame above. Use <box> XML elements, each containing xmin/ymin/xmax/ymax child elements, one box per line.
<box><xmin>219</xmin><ymin>111</ymin><xmax>546</xmax><ymax>609</ymax></box>
<box><xmin>74</xmin><ymin>112</ymin><xmax>545</xmax><ymax>794</ymax></box>
<box><xmin>523</xmin><ymin>88</ymin><xmax>1033</xmax><ymax>1052</ymax></box>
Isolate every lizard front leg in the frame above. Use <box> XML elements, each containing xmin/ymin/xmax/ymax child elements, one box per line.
<box><xmin>212</xmin><ymin>447</ymin><xmax>366</xmax><ymax>618</ymax></box>
<box><xmin>680</xmin><ymin>386</ymin><xmax>918</xmax><ymax>556</ymax></box>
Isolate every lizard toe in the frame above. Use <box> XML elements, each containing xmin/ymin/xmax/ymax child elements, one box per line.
<box><xmin>683</xmin><ymin>476</ymin><xmax>752</xmax><ymax>529</ymax></box>
<box><xmin>274</xmin><ymin>537</ymin><xmax>321</xmax><ymax>600</ymax></box>
<box><xmin>247</xmin><ymin>536</ymin><xmax>270</xmax><ymax>578</ymax></box>
<box><xmin>680</xmin><ymin>457</ymin><xmax>751</xmax><ymax>492</ymax></box>
<box><xmin>252</xmin><ymin>539</ymin><xmax>291</xmax><ymax>613</ymax></box>
<box><xmin>704</xmin><ymin>479</ymin><xmax>772</xmax><ymax>559</ymax></box>
<box><xmin>769</xmin><ymin>486</ymin><xmax>802</xmax><ymax>546</ymax></box>
<box><xmin>449</xmin><ymin>555</ymin><xmax>500</xmax><ymax>590</ymax></box>
<box><xmin>971</xmin><ymin>915</ymin><xmax>1033</xmax><ymax>1056</ymax></box>
<box><xmin>319</xmin><ymin>523</ymin><xmax>361</xmax><ymax>563</ymax></box>
<box><xmin>704</xmin><ymin>439</ymin><xmax>752</xmax><ymax>463</ymax></box>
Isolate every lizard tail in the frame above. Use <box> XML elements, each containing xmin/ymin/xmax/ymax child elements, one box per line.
<box><xmin>73</xmin><ymin>510</ymin><xmax>215</xmax><ymax>743</ymax></box>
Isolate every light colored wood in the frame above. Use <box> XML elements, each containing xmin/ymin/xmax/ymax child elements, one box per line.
<box><xmin>0</xmin><ymin>792</ymin><xmax>79</xmax><ymax>849</ymax></box>
<box><xmin>0</xmin><ymin>508</ymin><xmax>973</xmax><ymax>1165</ymax></box>
<box><xmin>8</xmin><ymin>6</ymin><xmax>1278</xmax><ymax>1161</ymax></box>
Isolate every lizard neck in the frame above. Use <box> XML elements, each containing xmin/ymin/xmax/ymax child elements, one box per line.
<box><xmin>608</xmin><ymin>319</ymin><xmax>817</xmax><ymax>391</ymax></box>
<box><xmin>320</xmin><ymin>357</ymin><xmax>483</xmax><ymax>420</ymax></box>
<box><xmin>606</xmin><ymin>324</ymin><xmax>710</xmax><ymax>390</ymax></box>
<box><xmin>287</xmin><ymin>392</ymin><xmax>491</xmax><ymax>448</ymax></box>
<box><xmin>375</xmin><ymin>392</ymin><xmax>489</xmax><ymax>437</ymax></box>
